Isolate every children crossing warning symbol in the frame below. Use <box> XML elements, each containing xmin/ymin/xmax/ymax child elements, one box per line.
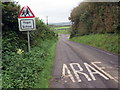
<box><xmin>18</xmin><ymin>6</ymin><xmax>36</xmax><ymax>31</ymax></box>
<box><xmin>18</xmin><ymin>6</ymin><xmax>35</xmax><ymax>18</ymax></box>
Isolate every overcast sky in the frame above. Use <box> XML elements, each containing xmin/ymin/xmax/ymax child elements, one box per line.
<box><xmin>14</xmin><ymin>0</ymin><xmax>83</xmax><ymax>24</ymax></box>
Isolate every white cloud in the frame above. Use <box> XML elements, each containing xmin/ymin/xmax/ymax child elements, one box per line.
<box><xmin>15</xmin><ymin>0</ymin><xmax>83</xmax><ymax>23</ymax></box>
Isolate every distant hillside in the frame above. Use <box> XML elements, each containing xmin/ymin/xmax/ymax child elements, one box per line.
<box><xmin>49</xmin><ymin>22</ymin><xmax>72</xmax><ymax>26</ymax></box>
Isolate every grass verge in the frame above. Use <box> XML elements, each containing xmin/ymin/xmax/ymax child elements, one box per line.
<box><xmin>34</xmin><ymin>40</ymin><xmax>56</xmax><ymax>88</ymax></box>
<box><xmin>70</xmin><ymin>33</ymin><xmax>119</xmax><ymax>54</ymax></box>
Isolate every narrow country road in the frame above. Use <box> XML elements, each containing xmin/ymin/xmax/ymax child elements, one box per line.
<box><xmin>50</xmin><ymin>34</ymin><xmax>119</xmax><ymax>89</ymax></box>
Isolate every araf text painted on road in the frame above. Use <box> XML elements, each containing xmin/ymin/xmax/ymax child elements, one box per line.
<box><xmin>62</xmin><ymin>64</ymin><xmax>75</xmax><ymax>82</ymax></box>
<box><xmin>62</xmin><ymin>62</ymin><xmax>116</xmax><ymax>83</ymax></box>
<box><xmin>70</xmin><ymin>63</ymin><xmax>92</xmax><ymax>82</ymax></box>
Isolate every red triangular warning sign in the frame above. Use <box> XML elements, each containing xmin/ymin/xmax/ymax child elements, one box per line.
<box><xmin>18</xmin><ymin>6</ymin><xmax>35</xmax><ymax>18</ymax></box>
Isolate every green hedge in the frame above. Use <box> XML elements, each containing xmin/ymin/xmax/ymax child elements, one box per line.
<box><xmin>2</xmin><ymin>39</ymin><xmax>57</xmax><ymax>88</ymax></box>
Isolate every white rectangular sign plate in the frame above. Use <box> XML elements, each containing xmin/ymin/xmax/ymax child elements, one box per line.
<box><xmin>18</xmin><ymin>18</ymin><xmax>36</xmax><ymax>31</ymax></box>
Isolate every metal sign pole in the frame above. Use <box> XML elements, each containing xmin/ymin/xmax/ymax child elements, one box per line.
<box><xmin>27</xmin><ymin>31</ymin><xmax>30</xmax><ymax>52</ymax></box>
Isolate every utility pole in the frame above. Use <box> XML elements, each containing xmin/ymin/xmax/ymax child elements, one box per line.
<box><xmin>46</xmin><ymin>16</ymin><xmax>48</xmax><ymax>25</ymax></box>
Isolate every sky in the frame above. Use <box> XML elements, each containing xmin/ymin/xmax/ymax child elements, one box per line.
<box><xmin>14</xmin><ymin>0</ymin><xmax>83</xmax><ymax>24</ymax></box>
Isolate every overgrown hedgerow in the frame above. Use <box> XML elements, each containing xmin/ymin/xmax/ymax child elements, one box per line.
<box><xmin>2</xmin><ymin>1</ymin><xmax>57</xmax><ymax>88</ymax></box>
<box><xmin>2</xmin><ymin>39</ymin><xmax>57</xmax><ymax>88</ymax></box>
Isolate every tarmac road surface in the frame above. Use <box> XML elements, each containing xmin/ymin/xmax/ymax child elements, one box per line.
<box><xmin>50</xmin><ymin>34</ymin><xmax>119</xmax><ymax>89</ymax></box>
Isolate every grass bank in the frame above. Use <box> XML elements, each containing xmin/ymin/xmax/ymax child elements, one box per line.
<box><xmin>2</xmin><ymin>39</ymin><xmax>57</xmax><ymax>88</ymax></box>
<box><xmin>70</xmin><ymin>34</ymin><xmax>119</xmax><ymax>54</ymax></box>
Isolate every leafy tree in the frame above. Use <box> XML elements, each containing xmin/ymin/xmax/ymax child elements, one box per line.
<box><xmin>2</xmin><ymin>2</ymin><xmax>20</xmax><ymax>32</ymax></box>
<box><xmin>69</xmin><ymin>2</ymin><xmax>119</xmax><ymax>37</ymax></box>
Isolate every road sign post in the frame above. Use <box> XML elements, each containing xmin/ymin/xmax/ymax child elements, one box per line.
<box><xmin>27</xmin><ymin>31</ymin><xmax>30</xmax><ymax>52</ymax></box>
<box><xmin>18</xmin><ymin>6</ymin><xmax>36</xmax><ymax>52</ymax></box>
